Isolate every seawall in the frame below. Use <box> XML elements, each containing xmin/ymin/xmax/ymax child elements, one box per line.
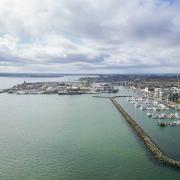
<box><xmin>110</xmin><ymin>97</ymin><xmax>180</xmax><ymax>169</ymax></box>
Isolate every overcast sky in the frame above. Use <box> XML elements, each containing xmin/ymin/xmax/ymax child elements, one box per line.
<box><xmin>0</xmin><ymin>0</ymin><xmax>180</xmax><ymax>73</ymax></box>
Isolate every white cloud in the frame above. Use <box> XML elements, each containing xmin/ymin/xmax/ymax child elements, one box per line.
<box><xmin>0</xmin><ymin>0</ymin><xmax>180</xmax><ymax>73</ymax></box>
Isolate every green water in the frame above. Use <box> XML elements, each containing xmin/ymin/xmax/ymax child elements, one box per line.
<box><xmin>0</xmin><ymin>78</ymin><xmax>180</xmax><ymax>179</ymax></box>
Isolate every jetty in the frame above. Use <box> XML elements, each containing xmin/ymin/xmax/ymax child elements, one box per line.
<box><xmin>110</xmin><ymin>97</ymin><xmax>180</xmax><ymax>169</ymax></box>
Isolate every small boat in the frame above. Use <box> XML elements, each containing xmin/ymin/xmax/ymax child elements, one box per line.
<box><xmin>175</xmin><ymin>113</ymin><xmax>180</xmax><ymax>119</ymax></box>
<box><xmin>135</xmin><ymin>103</ymin><xmax>141</xmax><ymax>108</ymax></box>
<box><xmin>158</xmin><ymin>113</ymin><xmax>167</xmax><ymax>119</ymax></box>
<box><xmin>170</xmin><ymin>121</ymin><xmax>177</xmax><ymax>126</ymax></box>
<box><xmin>157</xmin><ymin>121</ymin><xmax>167</xmax><ymax>127</ymax></box>
<box><xmin>153</xmin><ymin>107</ymin><xmax>158</xmax><ymax>111</ymax></box>
<box><xmin>153</xmin><ymin>114</ymin><xmax>158</xmax><ymax>119</ymax></box>
<box><xmin>169</xmin><ymin>114</ymin><xmax>175</xmax><ymax>119</ymax></box>
<box><xmin>147</xmin><ymin>113</ymin><xmax>152</xmax><ymax>117</ymax></box>
<box><xmin>140</xmin><ymin>106</ymin><xmax>147</xmax><ymax>110</ymax></box>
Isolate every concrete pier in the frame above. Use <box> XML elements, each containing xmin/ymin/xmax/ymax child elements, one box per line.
<box><xmin>110</xmin><ymin>97</ymin><xmax>180</xmax><ymax>169</ymax></box>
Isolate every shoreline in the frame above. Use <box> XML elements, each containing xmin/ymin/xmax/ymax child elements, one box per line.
<box><xmin>110</xmin><ymin>97</ymin><xmax>180</xmax><ymax>169</ymax></box>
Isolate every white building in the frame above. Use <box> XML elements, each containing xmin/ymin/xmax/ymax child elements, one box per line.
<box><xmin>170</xmin><ymin>87</ymin><xmax>180</xmax><ymax>94</ymax></box>
<box><xmin>144</xmin><ymin>87</ymin><xmax>149</xmax><ymax>93</ymax></box>
<box><xmin>130</xmin><ymin>86</ymin><xmax>136</xmax><ymax>90</ymax></box>
<box><xmin>154</xmin><ymin>88</ymin><xmax>163</xmax><ymax>99</ymax></box>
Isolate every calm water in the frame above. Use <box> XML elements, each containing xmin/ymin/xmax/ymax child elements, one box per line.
<box><xmin>0</xmin><ymin>77</ymin><xmax>180</xmax><ymax>179</ymax></box>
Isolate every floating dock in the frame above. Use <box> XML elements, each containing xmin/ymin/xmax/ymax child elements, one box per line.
<box><xmin>110</xmin><ymin>97</ymin><xmax>180</xmax><ymax>169</ymax></box>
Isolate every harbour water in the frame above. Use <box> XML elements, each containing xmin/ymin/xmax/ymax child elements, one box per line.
<box><xmin>0</xmin><ymin>77</ymin><xmax>180</xmax><ymax>179</ymax></box>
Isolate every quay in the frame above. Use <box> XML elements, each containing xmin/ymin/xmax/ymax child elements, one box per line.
<box><xmin>110</xmin><ymin>97</ymin><xmax>180</xmax><ymax>169</ymax></box>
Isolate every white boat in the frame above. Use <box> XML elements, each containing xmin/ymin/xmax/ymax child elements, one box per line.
<box><xmin>175</xmin><ymin>113</ymin><xmax>180</xmax><ymax>119</ymax></box>
<box><xmin>135</xmin><ymin>103</ymin><xmax>141</xmax><ymax>108</ymax></box>
<box><xmin>158</xmin><ymin>113</ymin><xmax>166</xmax><ymax>119</ymax></box>
<box><xmin>153</xmin><ymin>114</ymin><xmax>158</xmax><ymax>119</ymax></box>
<box><xmin>147</xmin><ymin>113</ymin><xmax>152</xmax><ymax>117</ymax></box>
<box><xmin>153</xmin><ymin>107</ymin><xmax>158</xmax><ymax>111</ymax></box>
<box><xmin>169</xmin><ymin>113</ymin><xmax>175</xmax><ymax>119</ymax></box>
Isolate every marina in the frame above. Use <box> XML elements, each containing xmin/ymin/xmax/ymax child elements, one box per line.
<box><xmin>127</xmin><ymin>93</ymin><xmax>180</xmax><ymax>127</ymax></box>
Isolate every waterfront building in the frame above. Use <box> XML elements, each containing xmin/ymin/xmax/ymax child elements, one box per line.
<box><xmin>168</xmin><ymin>93</ymin><xmax>179</xmax><ymax>102</ymax></box>
<box><xmin>170</xmin><ymin>87</ymin><xmax>180</xmax><ymax>94</ymax></box>
<box><xmin>161</xmin><ymin>88</ymin><xmax>170</xmax><ymax>101</ymax></box>
<box><xmin>130</xmin><ymin>86</ymin><xmax>136</xmax><ymax>90</ymax></box>
<box><xmin>144</xmin><ymin>87</ymin><xmax>149</xmax><ymax>93</ymax></box>
<box><xmin>91</xmin><ymin>83</ymin><xmax>118</xmax><ymax>93</ymax></box>
<box><xmin>154</xmin><ymin>88</ymin><xmax>163</xmax><ymax>99</ymax></box>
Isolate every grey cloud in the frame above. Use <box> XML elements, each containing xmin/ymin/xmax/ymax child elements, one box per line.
<box><xmin>0</xmin><ymin>0</ymin><xmax>180</xmax><ymax>73</ymax></box>
<box><xmin>45</xmin><ymin>54</ymin><xmax>106</xmax><ymax>64</ymax></box>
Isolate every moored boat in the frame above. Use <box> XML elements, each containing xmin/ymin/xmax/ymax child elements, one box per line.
<box><xmin>147</xmin><ymin>113</ymin><xmax>152</xmax><ymax>117</ymax></box>
<box><xmin>157</xmin><ymin>121</ymin><xmax>167</xmax><ymax>127</ymax></box>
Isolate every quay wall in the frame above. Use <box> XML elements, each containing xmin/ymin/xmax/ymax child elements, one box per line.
<box><xmin>110</xmin><ymin>97</ymin><xmax>180</xmax><ymax>169</ymax></box>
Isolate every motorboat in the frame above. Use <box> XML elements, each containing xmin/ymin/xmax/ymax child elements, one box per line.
<box><xmin>158</xmin><ymin>113</ymin><xmax>166</xmax><ymax>119</ymax></box>
<box><xmin>153</xmin><ymin>114</ymin><xmax>158</xmax><ymax>119</ymax></box>
<box><xmin>157</xmin><ymin>121</ymin><xmax>167</xmax><ymax>127</ymax></box>
<box><xmin>175</xmin><ymin>113</ymin><xmax>180</xmax><ymax>119</ymax></box>
<box><xmin>147</xmin><ymin>113</ymin><xmax>152</xmax><ymax>117</ymax></box>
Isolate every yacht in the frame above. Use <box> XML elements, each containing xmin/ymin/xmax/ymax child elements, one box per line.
<box><xmin>147</xmin><ymin>113</ymin><xmax>152</xmax><ymax>117</ymax></box>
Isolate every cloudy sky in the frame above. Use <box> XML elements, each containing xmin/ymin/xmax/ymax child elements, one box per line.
<box><xmin>0</xmin><ymin>0</ymin><xmax>180</xmax><ymax>73</ymax></box>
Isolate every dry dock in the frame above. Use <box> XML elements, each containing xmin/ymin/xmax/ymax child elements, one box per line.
<box><xmin>110</xmin><ymin>97</ymin><xmax>180</xmax><ymax>169</ymax></box>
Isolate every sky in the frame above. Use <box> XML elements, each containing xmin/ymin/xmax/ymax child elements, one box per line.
<box><xmin>0</xmin><ymin>0</ymin><xmax>180</xmax><ymax>74</ymax></box>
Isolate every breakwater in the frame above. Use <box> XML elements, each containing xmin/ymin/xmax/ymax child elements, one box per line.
<box><xmin>110</xmin><ymin>97</ymin><xmax>180</xmax><ymax>169</ymax></box>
